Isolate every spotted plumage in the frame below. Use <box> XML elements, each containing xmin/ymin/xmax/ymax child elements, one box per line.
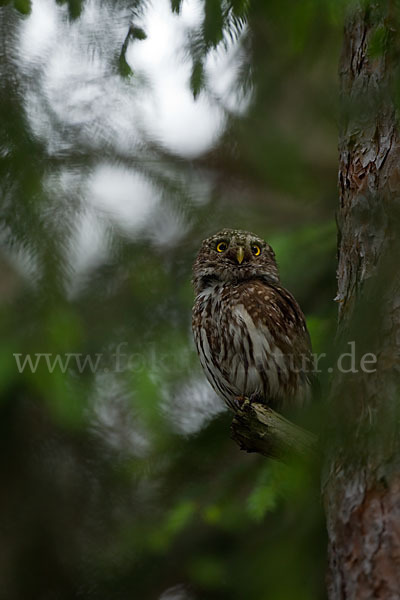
<box><xmin>192</xmin><ymin>229</ymin><xmax>314</xmax><ymax>412</ymax></box>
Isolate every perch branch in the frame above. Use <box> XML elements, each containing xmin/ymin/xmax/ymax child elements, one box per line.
<box><xmin>231</xmin><ymin>400</ymin><xmax>317</xmax><ymax>459</ymax></box>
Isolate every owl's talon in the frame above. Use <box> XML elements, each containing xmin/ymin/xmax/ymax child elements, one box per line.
<box><xmin>234</xmin><ymin>395</ymin><xmax>247</xmax><ymax>409</ymax></box>
<box><xmin>249</xmin><ymin>393</ymin><xmax>263</xmax><ymax>404</ymax></box>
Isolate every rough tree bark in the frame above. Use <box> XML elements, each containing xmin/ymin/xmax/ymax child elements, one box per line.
<box><xmin>323</xmin><ymin>2</ymin><xmax>400</xmax><ymax>598</ymax></box>
<box><xmin>231</xmin><ymin>399</ymin><xmax>316</xmax><ymax>459</ymax></box>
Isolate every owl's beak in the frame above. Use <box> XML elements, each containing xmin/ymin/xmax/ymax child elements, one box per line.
<box><xmin>236</xmin><ymin>246</ymin><xmax>245</xmax><ymax>265</ymax></box>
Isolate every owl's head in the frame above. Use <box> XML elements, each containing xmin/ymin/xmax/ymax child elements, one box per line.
<box><xmin>192</xmin><ymin>229</ymin><xmax>280</xmax><ymax>293</ymax></box>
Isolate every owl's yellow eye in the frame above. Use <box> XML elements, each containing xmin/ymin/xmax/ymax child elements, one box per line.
<box><xmin>216</xmin><ymin>241</ymin><xmax>228</xmax><ymax>253</ymax></box>
<box><xmin>251</xmin><ymin>244</ymin><xmax>261</xmax><ymax>256</ymax></box>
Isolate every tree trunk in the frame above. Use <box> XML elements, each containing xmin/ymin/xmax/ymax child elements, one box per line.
<box><xmin>323</xmin><ymin>2</ymin><xmax>400</xmax><ymax>598</ymax></box>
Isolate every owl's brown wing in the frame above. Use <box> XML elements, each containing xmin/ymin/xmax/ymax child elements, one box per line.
<box><xmin>235</xmin><ymin>279</ymin><xmax>314</xmax><ymax>401</ymax></box>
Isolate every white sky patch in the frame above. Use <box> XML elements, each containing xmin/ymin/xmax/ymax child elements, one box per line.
<box><xmin>148</xmin><ymin>203</ymin><xmax>191</xmax><ymax>248</ymax></box>
<box><xmin>88</xmin><ymin>163</ymin><xmax>160</xmax><ymax>237</ymax></box>
<box><xmin>18</xmin><ymin>0</ymin><xmax>59</xmax><ymax>60</ymax></box>
<box><xmin>90</xmin><ymin>373</ymin><xmax>151</xmax><ymax>457</ymax></box>
<box><xmin>18</xmin><ymin>0</ymin><xmax>140</xmax><ymax>155</ymax></box>
<box><xmin>206</xmin><ymin>38</ymin><xmax>252</xmax><ymax>114</ymax></box>
<box><xmin>164</xmin><ymin>377</ymin><xmax>226</xmax><ymax>435</ymax></box>
<box><xmin>18</xmin><ymin>0</ymin><xmax>248</xmax><ymax>159</ymax></box>
<box><xmin>126</xmin><ymin>0</ymin><xmax>226</xmax><ymax>157</ymax></box>
<box><xmin>179</xmin><ymin>0</ymin><xmax>203</xmax><ymax>28</ymax></box>
<box><xmin>68</xmin><ymin>207</ymin><xmax>109</xmax><ymax>274</ymax></box>
<box><xmin>14</xmin><ymin>0</ymin><xmax>250</xmax><ymax>282</ymax></box>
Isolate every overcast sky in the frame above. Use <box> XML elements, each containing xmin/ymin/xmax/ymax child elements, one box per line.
<box><xmin>13</xmin><ymin>0</ymin><xmax>249</xmax><ymax>279</ymax></box>
<box><xmin>18</xmin><ymin>0</ymin><xmax>248</xmax><ymax>157</ymax></box>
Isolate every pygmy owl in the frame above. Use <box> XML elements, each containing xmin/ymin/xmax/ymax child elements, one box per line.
<box><xmin>192</xmin><ymin>229</ymin><xmax>313</xmax><ymax>412</ymax></box>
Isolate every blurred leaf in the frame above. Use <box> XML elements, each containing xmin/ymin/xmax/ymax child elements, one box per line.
<box><xmin>165</xmin><ymin>499</ymin><xmax>196</xmax><ymax>536</ymax></box>
<box><xmin>188</xmin><ymin>555</ymin><xmax>227</xmax><ymax>588</ymax></box>
<box><xmin>55</xmin><ymin>0</ymin><xmax>83</xmax><ymax>19</ymax></box>
<box><xmin>13</xmin><ymin>0</ymin><xmax>30</xmax><ymax>14</ymax></box>
<box><xmin>130</xmin><ymin>26</ymin><xmax>147</xmax><ymax>41</ymax></box>
<box><xmin>118</xmin><ymin>52</ymin><xmax>133</xmax><ymax>78</ymax></box>
<box><xmin>118</xmin><ymin>26</ymin><xmax>147</xmax><ymax>78</ymax></box>
<box><xmin>190</xmin><ymin>60</ymin><xmax>205</xmax><ymax>99</ymax></box>
<box><xmin>306</xmin><ymin>316</ymin><xmax>331</xmax><ymax>355</ymax></box>
<box><xmin>247</xmin><ymin>464</ymin><xmax>279</xmax><ymax>521</ymax></box>
<box><xmin>0</xmin><ymin>345</ymin><xmax>20</xmax><ymax>396</ymax></box>
<box><xmin>67</xmin><ymin>0</ymin><xmax>82</xmax><ymax>19</ymax></box>
<box><xmin>326</xmin><ymin>0</ymin><xmax>348</xmax><ymax>26</ymax></box>
<box><xmin>45</xmin><ymin>307</ymin><xmax>83</xmax><ymax>351</ymax></box>
<box><xmin>231</xmin><ymin>0</ymin><xmax>249</xmax><ymax>18</ymax></box>
<box><xmin>203</xmin><ymin>0</ymin><xmax>224</xmax><ymax>48</ymax></box>
<box><xmin>149</xmin><ymin>500</ymin><xmax>196</xmax><ymax>551</ymax></box>
<box><xmin>171</xmin><ymin>0</ymin><xmax>183</xmax><ymax>14</ymax></box>
<box><xmin>368</xmin><ymin>24</ymin><xmax>388</xmax><ymax>58</ymax></box>
<box><xmin>202</xmin><ymin>504</ymin><xmax>222</xmax><ymax>524</ymax></box>
<box><xmin>119</xmin><ymin>29</ymin><xmax>134</xmax><ymax>78</ymax></box>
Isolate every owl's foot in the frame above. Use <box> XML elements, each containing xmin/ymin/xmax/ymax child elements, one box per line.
<box><xmin>234</xmin><ymin>395</ymin><xmax>247</xmax><ymax>409</ymax></box>
<box><xmin>249</xmin><ymin>393</ymin><xmax>264</xmax><ymax>404</ymax></box>
<box><xmin>234</xmin><ymin>394</ymin><xmax>265</xmax><ymax>408</ymax></box>
<box><xmin>234</xmin><ymin>394</ymin><xmax>263</xmax><ymax>409</ymax></box>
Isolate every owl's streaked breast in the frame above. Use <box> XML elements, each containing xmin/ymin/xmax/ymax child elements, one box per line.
<box><xmin>192</xmin><ymin>280</ymin><xmax>312</xmax><ymax>411</ymax></box>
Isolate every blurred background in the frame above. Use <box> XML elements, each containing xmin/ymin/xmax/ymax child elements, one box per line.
<box><xmin>0</xmin><ymin>0</ymin><xmax>342</xmax><ymax>598</ymax></box>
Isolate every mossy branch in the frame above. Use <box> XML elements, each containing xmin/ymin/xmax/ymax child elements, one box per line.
<box><xmin>231</xmin><ymin>400</ymin><xmax>317</xmax><ymax>460</ymax></box>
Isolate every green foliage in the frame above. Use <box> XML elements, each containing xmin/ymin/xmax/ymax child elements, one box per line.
<box><xmin>0</xmin><ymin>0</ymin><xmax>341</xmax><ymax>598</ymax></box>
<box><xmin>246</xmin><ymin>466</ymin><xmax>279</xmax><ymax>520</ymax></box>
<box><xmin>0</xmin><ymin>0</ymin><xmax>31</xmax><ymax>12</ymax></box>
<box><xmin>131</xmin><ymin>26</ymin><xmax>147</xmax><ymax>41</ymax></box>
<box><xmin>204</xmin><ymin>0</ymin><xmax>224</xmax><ymax>49</ymax></box>
<box><xmin>56</xmin><ymin>0</ymin><xmax>83</xmax><ymax>19</ymax></box>
<box><xmin>188</xmin><ymin>555</ymin><xmax>227</xmax><ymax>588</ymax></box>
<box><xmin>231</xmin><ymin>0</ymin><xmax>249</xmax><ymax>18</ymax></box>
<box><xmin>150</xmin><ymin>500</ymin><xmax>197</xmax><ymax>551</ymax></box>
<box><xmin>170</xmin><ymin>0</ymin><xmax>183</xmax><ymax>14</ymax></box>
<box><xmin>118</xmin><ymin>26</ymin><xmax>147</xmax><ymax>78</ymax></box>
<box><xmin>118</xmin><ymin>53</ymin><xmax>133</xmax><ymax>78</ymax></box>
<box><xmin>190</xmin><ymin>60</ymin><xmax>205</xmax><ymax>99</ymax></box>
<box><xmin>368</xmin><ymin>24</ymin><xmax>389</xmax><ymax>58</ymax></box>
<box><xmin>13</xmin><ymin>0</ymin><xmax>31</xmax><ymax>14</ymax></box>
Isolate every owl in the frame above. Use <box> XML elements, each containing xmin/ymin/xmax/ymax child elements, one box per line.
<box><xmin>192</xmin><ymin>229</ymin><xmax>314</xmax><ymax>412</ymax></box>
